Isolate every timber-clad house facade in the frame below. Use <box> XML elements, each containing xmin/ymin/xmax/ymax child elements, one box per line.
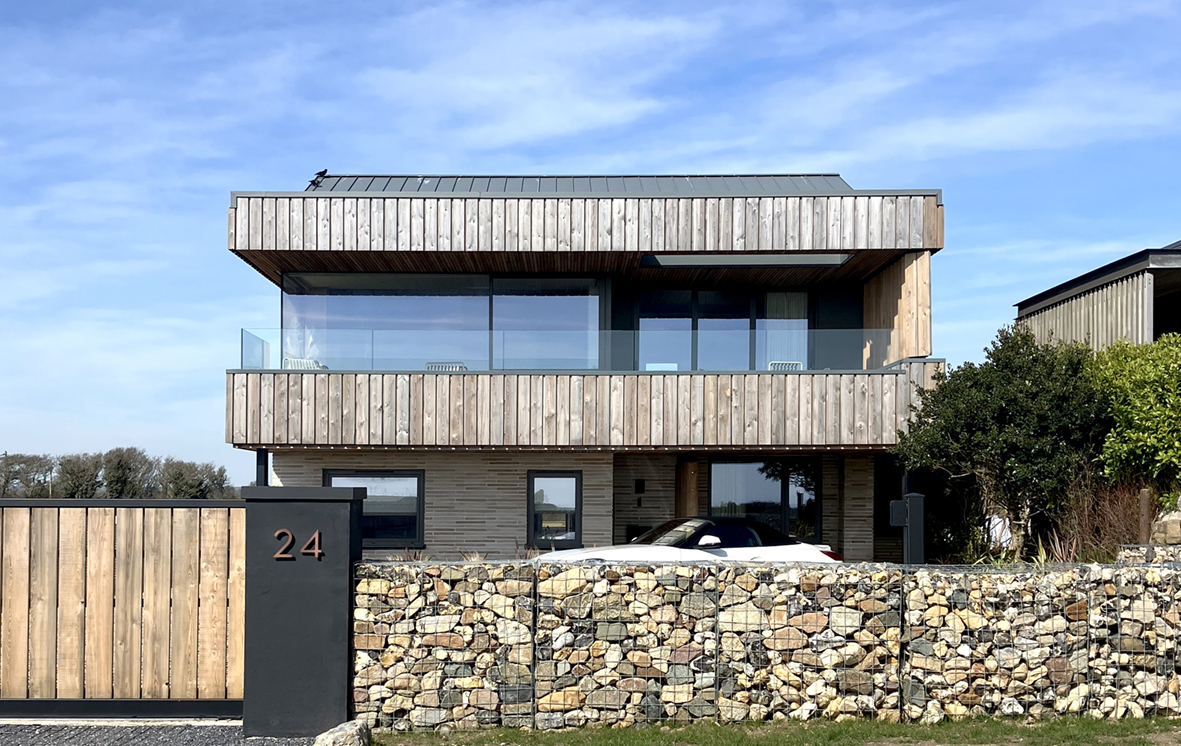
<box><xmin>225</xmin><ymin>174</ymin><xmax>944</xmax><ymax>561</ymax></box>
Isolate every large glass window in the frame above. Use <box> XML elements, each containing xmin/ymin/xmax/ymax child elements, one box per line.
<box><xmin>324</xmin><ymin>470</ymin><xmax>425</xmax><ymax>548</ymax></box>
<box><xmin>281</xmin><ymin>273</ymin><xmax>601</xmax><ymax>372</ymax></box>
<box><xmin>283</xmin><ymin>274</ymin><xmax>489</xmax><ymax>370</ymax></box>
<box><xmin>493</xmin><ymin>278</ymin><xmax>599</xmax><ymax>369</ymax></box>
<box><xmin>638</xmin><ymin>291</ymin><xmax>692</xmax><ymax>371</ymax></box>
<box><xmin>697</xmin><ymin>291</ymin><xmax>752</xmax><ymax>370</ymax></box>
<box><xmin>756</xmin><ymin>292</ymin><xmax>808</xmax><ymax>370</ymax></box>
<box><xmin>709</xmin><ymin>459</ymin><xmax>820</xmax><ymax>540</ymax></box>
<box><xmin>528</xmin><ymin>470</ymin><xmax>582</xmax><ymax>549</ymax></box>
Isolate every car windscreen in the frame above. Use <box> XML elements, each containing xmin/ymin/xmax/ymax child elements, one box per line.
<box><xmin>630</xmin><ymin>518</ymin><xmax>711</xmax><ymax>546</ymax></box>
<box><xmin>749</xmin><ymin>521</ymin><xmax>799</xmax><ymax>546</ymax></box>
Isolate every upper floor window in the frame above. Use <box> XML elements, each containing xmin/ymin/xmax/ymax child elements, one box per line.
<box><xmin>637</xmin><ymin>290</ymin><xmax>808</xmax><ymax>372</ymax></box>
<box><xmin>492</xmin><ymin>278</ymin><xmax>600</xmax><ymax>370</ymax></box>
<box><xmin>280</xmin><ymin>273</ymin><xmax>600</xmax><ymax>372</ymax></box>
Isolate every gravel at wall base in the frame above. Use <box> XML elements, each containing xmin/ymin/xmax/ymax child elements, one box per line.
<box><xmin>0</xmin><ymin>724</ymin><xmax>313</xmax><ymax>746</ymax></box>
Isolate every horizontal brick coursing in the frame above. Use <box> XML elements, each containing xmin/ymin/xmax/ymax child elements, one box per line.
<box><xmin>272</xmin><ymin>451</ymin><xmax>612</xmax><ymax>559</ymax></box>
<box><xmin>611</xmin><ymin>454</ymin><xmax>677</xmax><ymax>544</ymax></box>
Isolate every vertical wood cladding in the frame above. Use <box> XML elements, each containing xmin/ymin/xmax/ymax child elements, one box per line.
<box><xmin>230</xmin><ymin>195</ymin><xmax>942</xmax><ymax>254</ymax></box>
<box><xmin>228</xmin><ymin>364</ymin><xmax>942</xmax><ymax>450</ymax></box>
<box><xmin>1018</xmin><ymin>270</ymin><xmax>1153</xmax><ymax>349</ymax></box>
<box><xmin>863</xmin><ymin>251</ymin><xmax>933</xmax><ymax>365</ymax></box>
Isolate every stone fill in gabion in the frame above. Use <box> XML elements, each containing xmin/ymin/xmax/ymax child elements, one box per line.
<box><xmin>1119</xmin><ymin>545</ymin><xmax>1181</xmax><ymax>564</ymax></box>
<box><xmin>352</xmin><ymin>561</ymin><xmax>1181</xmax><ymax>731</ymax></box>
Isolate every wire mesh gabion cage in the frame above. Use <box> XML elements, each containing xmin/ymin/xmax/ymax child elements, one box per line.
<box><xmin>351</xmin><ymin>560</ymin><xmax>1181</xmax><ymax>731</ymax></box>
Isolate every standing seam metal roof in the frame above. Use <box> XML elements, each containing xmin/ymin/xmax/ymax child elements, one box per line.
<box><xmin>304</xmin><ymin>174</ymin><xmax>857</xmax><ymax>197</ymax></box>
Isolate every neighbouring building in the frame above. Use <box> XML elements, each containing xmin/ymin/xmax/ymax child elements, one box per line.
<box><xmin>1016</xmin><ymin>240</ymin><xmax>1181</xmax><ymax>348</ymax></box>
<box><xmin>226</xmin><ymin>174</ymin><xmax>944</xmax><ymax>561</ymax></box>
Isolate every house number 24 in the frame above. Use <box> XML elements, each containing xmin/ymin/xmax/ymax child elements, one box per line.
<box><xmin>273</xmin><ymin>528</ymin><xmax>324</xmax><ymax>560</ymax></box>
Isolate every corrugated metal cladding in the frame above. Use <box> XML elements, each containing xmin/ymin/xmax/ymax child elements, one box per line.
<box><xmin>305</xmin><ymin>174</ymin><xmax>856</xmax><ymax>197</ymax></box>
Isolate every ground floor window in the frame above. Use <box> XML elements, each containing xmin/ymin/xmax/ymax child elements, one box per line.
<box><xmin>323</xmin><ymin>470</ymin><xmax>425</xmax><ymax>548</ymax></box>
<box><xmin>709</xmin><ymin>459</ymin><xmax>820</xmax><ymax>540</ymax></box>
<box><xmin>528</xmin><ymin>470</ymin><xmax>582</xmax><ymax>549</ymax></box>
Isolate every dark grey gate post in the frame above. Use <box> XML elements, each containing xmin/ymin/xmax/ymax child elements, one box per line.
<box><xmin>242</xmin><ymin>486</ymin><xmax>365</xmax><ymax>737</ymax></box>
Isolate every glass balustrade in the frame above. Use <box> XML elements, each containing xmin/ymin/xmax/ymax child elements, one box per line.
<box><xmin>240</xmin><ymin>328</ymin><xmax>900</xmax><ymax>372</ymax></box>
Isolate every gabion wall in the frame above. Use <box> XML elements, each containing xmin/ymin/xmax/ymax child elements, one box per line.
<box><xmin>351</xmin><ymin>561</ymin><xmax>1181</xmax><ymax>731</ymax></box>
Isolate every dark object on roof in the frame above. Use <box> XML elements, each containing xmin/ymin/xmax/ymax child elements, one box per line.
<box><xmin>1015</xmin><ymin>240</ymin><xmax>1181</xmax><ymax>316</ymax></box>
<box><xmin>304</xmin><ymin>174</ymin><xmax>861</xmax><ymax>198</ymax></box>
<box><xmin>309</xmin><ymin>169</ymin><xmax>328</xmax><ymax>188</ymax></box>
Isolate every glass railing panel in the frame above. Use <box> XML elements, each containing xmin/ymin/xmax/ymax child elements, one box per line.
<box><xmin>238</xmin><ymin>328</ymin><xmax>900</xmax><ymax>372</ymax></box>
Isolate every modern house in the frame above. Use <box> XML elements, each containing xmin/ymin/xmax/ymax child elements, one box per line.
<box><xmin>225</xmin><ymin>175</ymin><xmax>944</xmax><ymax>561</ymax></box>
<box><xmin>1016</xmin><ymin>240</ymin><xmax>1181</xmax><ymax>348</ymax></box>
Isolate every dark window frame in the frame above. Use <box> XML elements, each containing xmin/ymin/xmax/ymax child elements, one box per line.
<box><xmin>527</xmin><ymin>470</ymin><xmax>583</xmax><ymax>550</ymax></box>
<box><xmin>322</xmin><ymin>469</ymin><xmax>426</xmax><ymax>549</ymax></box>
<box><xmin>706</xmin><ymin>457</ymin><xmax>822</xmax><ymax>542</ymax></box>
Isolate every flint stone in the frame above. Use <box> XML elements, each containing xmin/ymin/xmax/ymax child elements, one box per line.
<box><xmin>313</xmin><ymin>720</ymin><xmax>370</xmax><ymax>746</ymax></box>
<box><xmin>538</xmin><ymin>568</ymin><xmax>590</xmax><ymax>598</ymax></box>
<box><xmin>680</xmin><ymin>593</ymin><xmax>717</xmax><ymax>618</ymax></box>
<box><xmin>790</xmin><ymin>612</ymin><xmax>828</xmax><ymax>634</ymax></box>
<box><xmin>595</xmin><ymin>622</ymin><xmax>629</xmax><ymax>641</ymax></box>
<box><xmin>409</xmin><ymin>708</ymin><xmax>449</xmax><ymax>728</ymax></box>
<box><xmin>538</xmin><ymin>687</ymin><xmax>585</xmax><ymax>711</ymax></box>
<box><xmin>765</xmin><ymin>627</ymin><xmax>808</xmax><ymax>651</ymax></box>
<box><xmin>586</xmin><ymin>687</ymin><xmax>628</xmax><ymax>709</ymax></box>
<box><xmin>415</xmin><ymin>615</ymin><xmax>459</xmax><ymax>634</ymax></box>
<box><xmin>829</xmin><ymin>606</ymin><xmax>862</xmax><ymax>636</ymax></box>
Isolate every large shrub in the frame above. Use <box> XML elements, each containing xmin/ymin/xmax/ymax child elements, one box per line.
<box><xmin>1095</xmin><ymin>334</ymin><xmax>1181</xmax><ymax>507</ymax></box>
<box><xmin>892</xmin><ymin>325</ymin><xmax>1111</xmax><ymax>559</ymax></box>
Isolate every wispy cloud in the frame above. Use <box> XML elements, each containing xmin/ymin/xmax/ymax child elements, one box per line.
<box><xmin>2</xmin><ymin>0</ymin><xmax>1180</xmax><ymax>481</ymax></box>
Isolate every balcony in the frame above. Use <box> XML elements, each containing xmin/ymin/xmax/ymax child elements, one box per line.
<box><xmin>239</xmin><ymin>327</ymin><xmax>904</xmax><ymax>374</ymax></box>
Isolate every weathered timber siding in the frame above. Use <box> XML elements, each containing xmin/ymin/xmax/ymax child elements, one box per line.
<box><xmin>1018</xmin><ymin>270</ymin><xmax>1153</xmax><ymax>349</ymax></box>
<box><xmin>0</xmin><ymin>504</ymin><xmax>244</xmax><ymax>700</ymax></box>
<box><xmin>271</xmin><ymin>451</ymin><xmax>613</xmax><ymax>558</ymax></box>
<box><xmin>863</xmin><ymin>251</ymin><xmax>932</xmax><ymax>365</ymax></box>
<box><xmin>230</xmin><ymin>195</ymin><xmax>942</xmax><ymax>254</ymax></box>
<box><xmin>228</xmin><ymin>364</ymin><xmax>942</xmax><ymax>450</ymax></box>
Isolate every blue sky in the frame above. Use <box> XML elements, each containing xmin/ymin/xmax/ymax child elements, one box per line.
<box><xmin>2</xmin><ymin>1</ymin><xmax>1179</xmax><ymax>483</ymax></box>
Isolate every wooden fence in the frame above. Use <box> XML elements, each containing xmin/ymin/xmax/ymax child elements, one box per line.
<box><xmin>0</xmin><ymin>502</ymin><xmax>245</xmax><ymax>701</ymax></box>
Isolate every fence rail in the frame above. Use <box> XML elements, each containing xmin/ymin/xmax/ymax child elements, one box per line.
<box><xmin>0</xmin><ymin>503</ymin><xmax>245</xmax><ymax>701</ymax></box>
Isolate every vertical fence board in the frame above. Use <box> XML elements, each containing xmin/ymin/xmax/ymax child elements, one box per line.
<box><xmin>28</xmin><ymin>507</ymin><xmax>59</xmax><ymax>698</ymax></box>
<box><xmin>227</xmin><ymin>508</ymin><xmax>246</xmax><ymax>699</ymax></box>
<box><xmin>141</xmin><ymin>508</ymin><xmax>172</xmax><ymax>698</ymax></box>
<box><xmin>113</xmin><ymin>508</ymin><xmax>144</xmax><ymax>699</ymax></box>
<box><xmin>56</xmin><ymin>508</ymin><xmax>87</xmax><ymax>698</ymax></box>
<box><xmin>169</xmin><ymin>509</ymin><xmax>200</xmax><ymax>699</ymax></box>
<box><xmin>197</xmin><ymin>508</ymin><xmax>229</xmax><ymax>699</ymax></box>
<box><xmin>83</xmin><ymin>507</ymin><xmax>115</xmax><ymax>698</ymax></box>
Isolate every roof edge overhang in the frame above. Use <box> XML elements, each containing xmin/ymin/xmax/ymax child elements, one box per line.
<box><xmin>1015</xmin><ymin>242</ymin><xmax>1181</xmax><ymax>316</ymax></box>
<box><xmin>229</xmin><ymin>187</ymin><xmax>943</xmax><ymax>206</ymax></box>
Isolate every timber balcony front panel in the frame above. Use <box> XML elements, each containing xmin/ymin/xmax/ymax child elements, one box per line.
<box><xmin>226</xmin><ymin>362</ymin><xmax>939</xmax><ymax>450</ymax></box>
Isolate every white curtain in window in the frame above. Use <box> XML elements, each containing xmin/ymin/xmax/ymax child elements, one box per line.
<box><xmin>764</xmin><ymin>292</ymin><xmax>807</xmax><ymax>367</ymax></box>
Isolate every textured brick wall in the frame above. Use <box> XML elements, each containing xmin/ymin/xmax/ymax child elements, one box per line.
<box><xmin>821</xmin><ymin>455</ymin><xmax>841</xmax><ymax>551</ymax></box>
<box><xmin>272</xmin><ymin>451</ymin><xmax>613</xmax><ymax>559</ymax></box>
<box><xmin>840</xmin><ymin>456</ymin><xmax>875</xmax><ymax>561</ymax></box>
<box><xmin>611</xmin><ymin>454</ymin><xmax>677</xmax><ymax>544</ymax></box>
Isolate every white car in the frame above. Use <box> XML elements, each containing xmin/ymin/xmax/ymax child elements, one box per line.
<box><xmin>537</xmin><ymin>517</ymin><xmax>841</xmax><ymax>563</ymax></box>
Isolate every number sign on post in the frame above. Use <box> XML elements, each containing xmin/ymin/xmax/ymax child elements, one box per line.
<box><xmin>242</xmin><ymin>487</ymin><xmax>364</xmax><ymax>737</ymax></box>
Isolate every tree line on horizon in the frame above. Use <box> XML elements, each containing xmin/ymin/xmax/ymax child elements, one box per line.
<box><xmin>0</xmin><ymin>447</ymin><xmax>238</xmax><ymax>500</ymax></box>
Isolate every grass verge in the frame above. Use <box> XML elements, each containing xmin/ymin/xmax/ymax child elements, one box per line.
<box><xmin>373</xmin><ymin>717</ymin><xmax>1181</xmax><ymax>746</ymax></box>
